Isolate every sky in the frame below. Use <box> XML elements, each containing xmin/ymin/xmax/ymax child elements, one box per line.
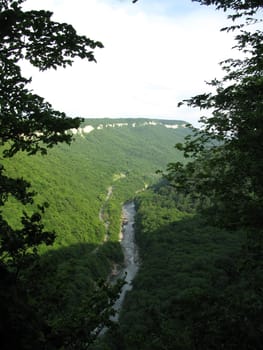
<box><xmin>21</xmin><ymin>0</ymin><xmax>236</xmax><ymax>126</ymax></box>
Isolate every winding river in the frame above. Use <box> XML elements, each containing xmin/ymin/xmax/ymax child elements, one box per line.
<box><xmin>110</xmin><ymin>201</ymin><xmax>139</xmax><ymax>321</ymax></box>
<box><xmin>98</xmin><ymin>201</ymin><xmax>139</xmax><ymax>336</ymax></box>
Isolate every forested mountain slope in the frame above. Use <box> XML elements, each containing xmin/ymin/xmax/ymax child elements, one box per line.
<box><xmin>2</xmin><ymin>118</ymin><xmax>189</xmax><ymax>248</ymax></box>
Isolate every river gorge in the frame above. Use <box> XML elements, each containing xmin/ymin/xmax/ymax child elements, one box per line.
<box><xmin>111</xmin><ymin>201</ymin><xmax>139</xmax><ymax>320</ymax></box>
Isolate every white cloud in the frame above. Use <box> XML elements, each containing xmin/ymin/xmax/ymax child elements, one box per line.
<box><xmin>21</xmin><ymin>0</ymin><xmax>235</xmax><ymax>126</ymax></box>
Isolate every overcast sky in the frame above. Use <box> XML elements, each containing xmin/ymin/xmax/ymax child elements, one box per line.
<box><xmin>21</xmin><ymin>0</ymin><xmax>236</xmax><ymax>126</ymax></box>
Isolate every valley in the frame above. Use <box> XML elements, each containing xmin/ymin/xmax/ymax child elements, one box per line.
<box><xmin>2</xmin><ymin>1</ymin><xmax>262</xmax><ymax>348</ymax></box>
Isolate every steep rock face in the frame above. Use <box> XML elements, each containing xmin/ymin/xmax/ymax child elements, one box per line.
<box><xmin>71</xmin><ymin>118</ymin><xmax>188</xmax><ymax>137</ymax></box>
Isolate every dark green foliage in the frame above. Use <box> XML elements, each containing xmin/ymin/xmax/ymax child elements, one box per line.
<box><xmin>18</xmin><ymin>243</ymin><xmax>125</xmax><ymax>350</ymax></box>
<box><xmin>193</xmin><ymin>0</ymin><xmax>262</xmax><ymax>12</ymax></box>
